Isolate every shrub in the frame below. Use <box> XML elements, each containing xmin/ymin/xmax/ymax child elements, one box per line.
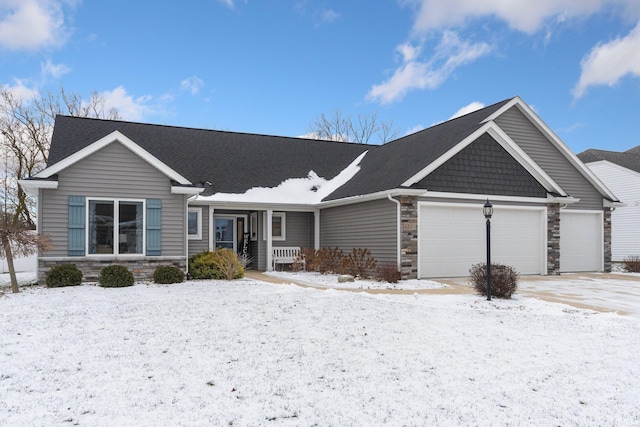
<box><xmin>153</xmin><ymin>265</ymin><xmax>185</xmax><ymax>284</ymax></box>
<box><xmin>46</xmin><ymin>264</ymin><xmax>83</xmax><ymax>288</ymax></box>
<box><xmin>377</xmin><ymin>263</ymin><xmax>401</xmax><ymax>283</ymax></box>
<box><xmin>210</xmin><ymin>248</ymin><xmax>245</xmax><ymax>280</ymax></box>
<box><xmin>469</xmin><ymin>263</ymin><xmax>518</xmax><ymax>299</ymax></box>
<box><xmin>293</xmin><ymin>248</ymin><xmax>317</xmax><ymax>272</ymax></box>
<box><xmin>188</xmin><ymin>249</ymin><xmax>244</xmax><ymax>280</ymax></box>
<box><xmin>339</xmin><ymin>248</ymin><xmax>377</xmax><ymax>278</ymax></box>
<box><xmin>623</xmin><ymin>256</ymin><xmax>640</xmax><ymax>273</ymax></box>
<box><xmin>189</xmin><ymin>251</ymin><xmax>218</xmax><ymax>279</ymax></box>
<box><xmin>315</xmin><ymin>247</ymin><xmax>344</xmax><ymax>274</ymax></box>
<box><xmin>99</xmin><ymin>265</ymin><xmax>135</xmax><ymax>288</ymax></box>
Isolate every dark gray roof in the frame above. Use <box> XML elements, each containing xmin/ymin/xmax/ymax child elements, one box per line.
<box><xmin>324</xmin><ymin>98</ymin><xmax>513</xmax><ymax>200</ymax></box>
<box><xmin>625</xmin><ymin>145</ymin><xmax>640</xmax><ymax>156</ymax></box>
<box><xmin>578</xmin><ymin>148</ymin><xmax>640</xmax><ymax>174</ymax></box>
<box><xmin>48</xmin><ymin>116</ymin><xmax>369</xmax><ymax>196</ymax></box>
<box><xmin>47</xmin><ymin>97</ymin><xmax>517</xmax><ymax>201</ymax></box>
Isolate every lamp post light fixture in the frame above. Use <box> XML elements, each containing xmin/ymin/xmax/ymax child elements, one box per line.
<box><xmin>483</xmin><ymin>199</ymin><xmax>493</xmax><ymax>301</ymax></box>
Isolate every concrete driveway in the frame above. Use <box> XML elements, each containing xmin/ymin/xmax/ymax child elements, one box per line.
<box><xmin>439</xmin><ymin>273</ymin><xmax>640</xmax><ymax>318</ymax></box>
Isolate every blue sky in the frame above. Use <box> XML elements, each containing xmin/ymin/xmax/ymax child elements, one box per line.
<box><xmin>1</xmin><ymin>0</ymin><xmax>639</xmax><ymax>154</ymax></box>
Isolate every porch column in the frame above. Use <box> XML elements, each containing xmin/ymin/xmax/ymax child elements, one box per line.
<box><xmin>314</xmin><ymin>209</ymin><xmax>320</xmax><ymax>250</ymax></box>
<box><xmin>208</xmin><ymin>207</ymin><xmax>215</xmax><ymax>251</ymax></box>
<box><xmin>266</xmin><ymin>209</ymin><xmax>273</xmax><ymax>271</ymax></box>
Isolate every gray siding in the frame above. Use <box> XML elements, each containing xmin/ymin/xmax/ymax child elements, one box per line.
<box><xmin>320</xmin><ymin>198</ymin><xmax>397</xmax><ymax>266</ymax></box>
<box><xmin>495</xmin><ymin>107</ymin><xmax>603</xmax><ymax>210</ymax></box>
<box><xmin>256</xmin><ymin>211</ymin><xmax>314</xmax><ymax>270</ymax></box>
<box><xmin>187</xmin><ymin>205</ymin><xmax>210</xmax><ymax>256</ymax></box>
<box><xmin>40</xmin><ymin>141</ymin><xmax>186</xmax><ymax>257</ymax></box>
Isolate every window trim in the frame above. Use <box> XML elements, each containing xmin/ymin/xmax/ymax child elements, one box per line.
<box><xmin>85</xmin><ymin>197</ymin><xmax>146</xmax><ymax>257</ymax></box>
<box><xmin>262</xmin><ymin>212</ymin><xmax>286</xmax><ymax>241</ymax></box>
<box><xmin>187</xmin><ymin>207</ymin><xmax>202</xmax><ymax>240</ymax></box>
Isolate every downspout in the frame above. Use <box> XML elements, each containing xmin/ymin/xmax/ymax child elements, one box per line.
<box><xmin>387</xmin><ymin>194</ymin><xmax>402</xmax><ymax>267</ymax></box>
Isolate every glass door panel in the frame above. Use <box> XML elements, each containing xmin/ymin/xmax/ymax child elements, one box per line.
<box><xmin>214</xmin><ymin>217</ymin><xmax>235</xmax><ymax>250</ymax></box>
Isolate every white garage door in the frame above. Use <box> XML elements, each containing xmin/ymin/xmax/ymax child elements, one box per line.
<box><xmin>560</xmin><ymin>211</ymin><xmax>602</xmax><ymax>272</ymax></box>
<box><xmin>419</xmin><ymin>203</ymin><xmax>546</xmax><ymax>278</ymax></box>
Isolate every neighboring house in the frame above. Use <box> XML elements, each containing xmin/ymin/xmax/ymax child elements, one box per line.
<box><xmin>20</xmin><ymin>96</ymin><xmax>620</xmax><ymax>283</ymax></box>
<box><xmin>578</xmin><ymin>147</ymin><xmax>640</xmax><ymax>262</ymax></box>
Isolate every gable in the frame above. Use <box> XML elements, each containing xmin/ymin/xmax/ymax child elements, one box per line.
<box><xmin>414</xmin><ymin>133</ymin><xmax>547</xmax><ymax>198</ymax></box>
<box><xmin>58</xmin><ymin>141</ymin><xmax>174</xmax><ymax>194</ymax></box>
<box><xmin>37</xmin><ymin>130</ymin><xmax>192</xmax><ymax>185</ymax></box>
<box><xmin>494</xmin><ymin>106</ymin><xmax>606</xmax><ymax>209</ymax></box>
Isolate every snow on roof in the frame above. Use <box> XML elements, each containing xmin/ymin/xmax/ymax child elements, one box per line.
<box><xmin>193</xmin><ymin>151</ymin><xmax>368</xmax><ymax>205</ymax></box>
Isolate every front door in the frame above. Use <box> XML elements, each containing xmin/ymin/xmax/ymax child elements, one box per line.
<box><xmin>214</xmin><ymin>217</ymin><xmax>235</xmax><ymax>251</ymax></box>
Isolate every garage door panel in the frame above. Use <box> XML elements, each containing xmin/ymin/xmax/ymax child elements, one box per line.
<box><xmin>560</xmin><ymin>212</ymin><xmax>601</xmax><ymax>272</ymax></box>
<box><xmin>420</xmin><ymin>204</ymin><xmax>545</xmax><ymax>278</ymax></box>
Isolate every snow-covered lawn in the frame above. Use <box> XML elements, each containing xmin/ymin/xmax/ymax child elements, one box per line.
<box><xmin>264</xmin><ymin>270</ymin><xmax>447</xmax><ymax>290</ymax></box>
<box><xmin>1</xmin><ymin>277</ymin><xmax>639</xmax><ymax>426</ymax></box>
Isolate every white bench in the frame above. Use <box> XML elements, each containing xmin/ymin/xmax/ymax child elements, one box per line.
<box><xmin>272</xmin><ymin>246</ymin><xmax>301</xmax><ymax>270</ymax></box>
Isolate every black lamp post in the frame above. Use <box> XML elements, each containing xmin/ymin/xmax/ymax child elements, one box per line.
<box><xmin>483</xmin><ymin>199</ymin><xmax>493</xmax><ymax>301</ymax></box>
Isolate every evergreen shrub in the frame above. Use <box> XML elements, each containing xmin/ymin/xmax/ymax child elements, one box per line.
<box><xmin>46</xmin><ymin>264</ymin><xmax>83</xmax><ymax>288</ymax></box>
<box><xmin>99</xmin><ymin>265</ymin><xmax>135</xmax><ymax>288</ymax></box>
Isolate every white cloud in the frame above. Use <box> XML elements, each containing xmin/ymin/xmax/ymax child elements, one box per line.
<box><xmin>180</xmin><ymin>76</ymin><xmax>204</xmax><ymax>95</ymax></box>
<box><xmin>321</xmin><ymin>9</ymin><xmax>340</xmax><ymax>23</ymax></box>
<box><xmin>0</xmin><ymin>0</ymin><xmax>70</xmax><ymax>51</ymax></box>
<box><xmin>217</xmin><ymin>0</ymin><xmax>235</xmax><ymax>9</ymax></box>
<box><xmin>449</xmin><ymin>101</ymin><xmax>485</xmax><ymax>120</ymax></box>
<box><xmin>573</xmin><ymin>20</ymin><xmax>640</xmax><ymax>98</ymax></box>
<box><xmin>100</xmin><ymin>86</ymin><xmax>154</xmax><ymax>122</ymax></box>
<box><xmin>1</xmin><ymin>79</ymin><xmax>39</xmax><ymax>101</ymax></box>
<box><xmin>41</xmin><ymin>59</ymin><xmax>71</xmax><ymax>79</ymax></box>
<box><xmin>406</xmin><ymin>0</ymin><xmax>640</xmax><ymax>35</ymax></box>
<box><xmin>367</xmin><ymin>31</ymin><xmax>492</xmax><ymax>104</ymax></box>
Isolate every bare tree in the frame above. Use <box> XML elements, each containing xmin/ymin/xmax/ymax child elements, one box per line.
<box><xmin>0</xmin><ymin>86</ymin><xmax>120</xmax><ymax>291</ymax></box>
<box><xmin>0</xmin><ymin>86</ymin><xmax>121</xmax><ymax>227</ymax></box>
<box><xmin>308</xmin><ymin>110</ymin><xmax>398</xmax><ymax>144</ymax></box>
<box><xmin>0</xmin><ymin>212</ymin><xmax>52</xmax><ymax>293</ymax></box>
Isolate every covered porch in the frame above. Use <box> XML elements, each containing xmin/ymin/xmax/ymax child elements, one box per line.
<box><xmin>186</xmin><ymin>202</ymin><xmax>320</xmax><ymax>271</ymax></box>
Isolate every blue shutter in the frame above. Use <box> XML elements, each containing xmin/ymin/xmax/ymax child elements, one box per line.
<box><xmin>68</xmin><ymin>196</ymin><xmax>85</xmax><ymax>256</ymax></box>
<box><xmin>146</xmin><ymin>199</ymin><xmax>162</xmax><ymax>256</ymax></box>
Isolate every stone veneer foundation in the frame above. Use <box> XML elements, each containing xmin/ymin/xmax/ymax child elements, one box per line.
<box><xmin>37</xmin><ymin>257</ymin><xmax>187</xmax><ymax>285</ymax></box>
<box><xmin>604</xmin><ymin>207</ymin><xmax>612</xmax><ymax>272</ymax></box>
<box><xmin>547</xmin><ymin>203</ymin><xmax>561</xmax><ymax>275</ymax></box>
<box><xmin>399</xmin><ymin>196</ymin><xmax>418</xmax><ymax>280</ymax></box>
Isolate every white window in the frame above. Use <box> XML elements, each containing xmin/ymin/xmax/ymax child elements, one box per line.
<box><xmin>263</xmin><ymin>212</ymin><xmax>286</xmax><ymax>241</ymax></box>
<box><xmin>188</xmin><ymin>207</ymin><xmax>202</xmax><ymax>240</ymax></box>
<box><xmin>88</xmin><ymin>199</ymin><xmax>144</xmax><ymax>255</ymax></box>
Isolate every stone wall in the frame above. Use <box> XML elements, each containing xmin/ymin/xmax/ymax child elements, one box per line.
<box><xmin>604</xmin><ymin>207</ymin><xmax>612</xmax><ymax>272</ymax></box>
<box><xmin>547</xmin><ymin>203</ymin><xmax>560</xmax><ymax>275</ymax></box>
<box><xmin>37</xmin><ymin>257</ymin><xmax>187</xmax><ymax>285</ymax></box>
<box><xmin>399</xmin><ymin>196</ymin><xmax>418</xmax><ymax>280</ymax></box>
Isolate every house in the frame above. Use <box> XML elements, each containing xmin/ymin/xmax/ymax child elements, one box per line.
<box><xmin>578</xmin><ymin>146</ymin><xmax>640</xmax><ymax>263</ymax></box>
<box><xmin>20</xmin><ymin>96</ymin><xmax>620</xmax><ymax>283</ymax></box>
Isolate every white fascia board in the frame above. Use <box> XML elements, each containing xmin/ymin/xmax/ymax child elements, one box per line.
<box><xmin>318</xmin><ymin>189</ymin><xmax>426</xmax><ymax>208</ymax></box>
<box><xmin>18</xmin><ymin>179</ymin><xmax>58</xmax><ymax>196</ymax></box>
<box><xmin>401</xmin><ymin>124</ymin><xmax>491</xmax><ymax>187</ymax></box>
<box><xmin>422</xmin><ymin>191</ymin><xmax>550</xmax><ymax>204</ymax></box>
<box><xmin>484</xmin><ymin>97</ymin><xmax>619</xmax><ymax>202</ymax></box>
<box><xmin>171</xmin><ymin>186</ymin><xmax>205</xmax><ymax>195</ymax></box>
<box><xmin>188</xmin><ymin>198</ymin><xmax>317</xmax><ymax>212</ymax></box>
<box><xmin>18</xmin><ymin>179</ymin><xmax>59</xmax><ymax>190</ymax></box>
<box><xmin>34</xmin><ymin>130</ymin><xmax>193</xmax><ymax>186</ymax></box>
